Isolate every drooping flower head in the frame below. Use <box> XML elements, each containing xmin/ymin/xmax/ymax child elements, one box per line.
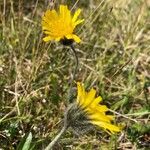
<box><xmin>76</xmin><ymin>82</ymin><xmax>120</xmax><ymax>134</ymax></box>
<box><xmin>42</xmin><ymin>5</ymin><xmax>84</xmax><ymax>45</ymax></box>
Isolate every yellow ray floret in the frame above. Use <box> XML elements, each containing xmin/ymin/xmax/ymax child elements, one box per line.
<box><xmin>42</xmin><ymin>5</ymin><xmax>84</xmax><ymax>43</ymax></box>
<box><xmin>77</xmin><ymin>82</ymin><xmax>120</xmax><ymax>134</ymax></box>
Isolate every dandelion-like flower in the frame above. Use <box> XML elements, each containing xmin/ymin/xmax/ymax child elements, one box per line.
<box><xmin>45</xmin><ymin>83</ymin><xmax>121</xmax><ymax>149</ymax></box>
<box><xmin>42</xmin><ymin>5</ymin><xmax>84</xmax><ymax>44</ymax></box>
<box><xmin>76</xmin><ymin>82</ymin><xmax>120</xmax><ymax>134</ymax></box>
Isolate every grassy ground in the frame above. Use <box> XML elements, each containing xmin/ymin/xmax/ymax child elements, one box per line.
<box><xmin>0</xmin><ymin>0</ymin><xmax>150</xmax><ymax>149</ymax></box>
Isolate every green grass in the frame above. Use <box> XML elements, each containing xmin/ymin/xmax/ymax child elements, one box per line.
<box><xmin>0</xmin><ymin>0</ymin><xmax>150</xmax><ymax>149</ymax></box>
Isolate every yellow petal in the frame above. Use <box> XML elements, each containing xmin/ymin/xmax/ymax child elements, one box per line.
<box><xmin>107</xmin><ymin>115</ymin><xmax>114</xmax><ymax>120</ymax></box>
<box><xmin>88</xmin><ymin>112</ymin><xmax>112</xmax><ymax>122</ymax></box>
<box><xmin>74</xmin><ymin>19</ymin><xmax>84</xmax><ymax>27</ymax></box>
<box><xmin>92</xmin><ymin>121</ymin><xmax>120</xmax><ymax>133</ymax></box>
<box><xmin>77</xmin><ymin>82</ymin><xmax>82</xmax><ymax>98</ymax></box>
<box><xmin>95</xmin><ymin>105</ymin><xmax>109</xmax><ymax>112</ymax></box>
<box><xmin>44</xmin><ymin>31</ymin><xmax>52</xmax><ymax>34</ymax></box>
<box><xmin>66</xmin><ymin>34</ymin><xmax>81</xmax><ymax>43</ymax></box>
<box><xmin>65</xmin><ymin>34</ymin><xmax>73</xmax><ymax>39</ymax></box>
<box><xmin>42</xmin><ymin>20</ymin><xmax>51</xmax><ymax>29</ymax></box>
<box><xmin>72</xmin><ymin>9</ymin><xmax>81</xmax><ymax>23</ymax></box>
<box><xmin>42</xmin><ymin>25</ymin><xmax>50</xmax><ymax>31</ymax></box>
<box><xmin>55</xmin><ymin>37</ymin><xmax>61</xmax><ymax>41</ymax></box>
<box><xmin>59</xmin><ymin>5</ymin><xmax>68</xmax><ymax>18</ymax></box>
<box><xmin>43</xmin><ymin>10</ymin><xmax>58</xmax><ymax>21</ymax></box>
<box><xmin>77</xmin><ymin>82</ymin><xmax>85</xmax><ymax>105</ymax></box>
<box><xmin>84</xmin><ymin>88</ymin><xmax>96</xmax><ymax>107</ymax></box>
<box><xmin>43</xmin><ymin>36</ymin><xmax>52</xmax><ymax>42</ymax></box>
<box><xmin>91</xmin><ymin>96</ymin><xmax>102</xmax><ymax>107</ymax></box>
<box><xmin>72</xmin><ymin>34</ymin><xmax>81</xmax><ymax>43</ymax></box>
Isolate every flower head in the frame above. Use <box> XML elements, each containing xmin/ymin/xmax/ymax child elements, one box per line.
<box><xmin>42</xmin><ymin>5</ymin><xmax>84</xmax><ymax>44</ymax></box>
<box><xmin>76</xmin><ymin>82</ymin><xmax>120</xmax><ymax>134</ymax></box>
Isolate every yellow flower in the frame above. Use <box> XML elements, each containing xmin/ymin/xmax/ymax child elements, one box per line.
<box><xmin>77</xmin><ymin>82</ymin><xmax>120</xmax><ymax>134</ymax></box>
<box><xmin>42</xmin><ymin>5</ymin><xmax>84</xmax><ymax>44</ymax></box>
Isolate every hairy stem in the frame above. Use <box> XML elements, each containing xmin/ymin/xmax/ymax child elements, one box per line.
<box><xmin>45</xmin><ymin>125</ymin><xmax>67</xmax><ymax>150</ymax></box>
